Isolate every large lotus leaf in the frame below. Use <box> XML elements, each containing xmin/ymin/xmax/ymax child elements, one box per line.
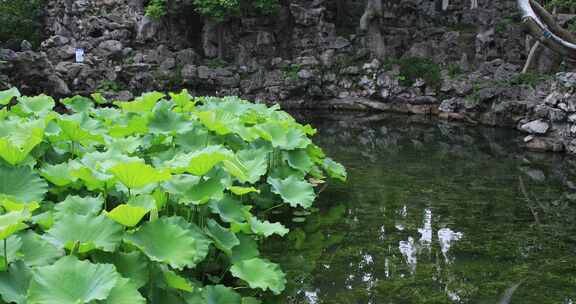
<box><xmin>283</xmin><ymin>149</ymin><xmax>314</xmax><ymax>173</ymax></box>
<box><xmin>267</xmin><ymin>176</ymin><xmax>315</xmax><ymax>208</ymax></box>
<box><xmin>92</xmin><ymin>251</ymin><xmax>149</xmax><ymax>289</ymax></box>
<box><xmin>230</xmin><ymin>234</ymin><xmax>259</xmax><ymax>264</ymax></box>
<box><xmin>54</xmin><ymin>118</ymin><xmax>104</xmax><ymax>146</ymax></box>
<box><xmin>0</xmin><ymin>261</ymin><xmax>31</xmax><ymax>304</ymax></box>
<box><xmin>149</xmin><ymin>101</ymin><xmax>193</xmax><ymax>134</ymax></box>
<box><xmin>101</xmin><ymin>278</ymin><xmax>146</xmax><ymax>304</ymax></box>
<box><xmin>163</xmin><ymin>174</ymin><xmax>225</xmax><ymax>205</ymax></box>
<box><xmin>13</xmin><ymin>95</ymin><xmax>55</xmax><ymax>117</ymax></box>
<box><xmin>208</xmin><ymin>196</ymin><xmax>247</xmax><ymax>223</ymax></box>
<box><xmin>114</xmin><ymin>91</ymin><xmax>164</xmax><ymax>113</ymax></box>
<box><xmin>205</xmin><ymin>219</ymin><xmax>239</xmax><ymax>255</ymax></box>
<box><xmin>19</xmin><ymin>231</ymin><xmax>63</xmax><ymax>267</ymax></box>
<box><xmin>60</xmin><ymin>96</ymin><xmax>94</xmax><ymax>113</ymax></box>
<box><xmin>234</xmin><ymin>148</ymin><xmax>268</xmax><ymax>184</ymax></box>
<box><xmin>322</xmin><ymin>158</ymin><xmax>347</xmax><ymax>182</ymax></box>
<box><xmin>27</xmin><ymin>256</ymin><xmax>119</xmax><ymax>304</ymax></box>
<box><xmin>254</xmin><ymin>121</ymin><xmax>310</xmax><ymax>150</ymax></box>
<box><xmin>124</xmin><ymin>216</ymin><xmax>212</xmax><ymax>270</ymax></box>
<box><xmin>249</xmin><ymin>218</ymin><xmax>289</xmax><ymax>238</ymax></box>
<box><xmin>105</xmin><ymin>204</ymin><xmax>148</xmax><ymax>227</ymax></box>
<box><xmin>167</xmin><ymin>146</ymin><xmax>232</xmax><ymax>176</ymax></box>
<box><xmin>108</xmin><ymin>115</ymin><xmax>149</xmax><ymax>138</ymax></box>
<box><xmin>161</xmin><ymin>265</ymin><xmax>195</xmax><ymax>292</ymax></box>
<box><xmin>0</xmin><ymin>197</ymin><xmax>40</xmax><ymax>213</ymax></box>
<box><xmin>230</xmin><ymin>258</ymin><xmax>286</xmax><ymax>295</ymax></box>
<box><xmin>0</xmin><ymin>211</ymin><xmax>29</xmax><ymax>240</ymax></box>
<box><xmin>0</xmin><ymin>119</ymin><xmax>44</xmax><ymax>165</ymax></box>
<box><xmin>169</xmin><ymin>89</ymin><xmax>196</xmax><ymax>112</ymax></box>
<box><xmin>204</xmin><ymin>285</ymin><xmax>241</xmax><ymax>304</ymax></box>
<box><xmin>0</xmin><ymin>88</ymin><xmax>20</xmax><ymax>105</ymax></box>
<box><xmin>39</xmin><ymin>162</ymin><xmax>77</xmax><ymax>186</ymax></box>
<box><xmin>54</xmin><ymin>195</ymin><xmax>104</xmax><ymax>218</ymax></box>
<box><xmin>196</xmin><ymin>110</ymin><xmax>239</xmax><ymax>135</ymax></box>
<box><xmin>69</xmin><ymin>165</ymin><xmax>107</xmax><ymax>191</ymax></box>
<box><xmin>45</xmin><ymin>214</ymin><xmax>123</xmax><ymax>253</ymax></box>
<box><xmin>110</xmin><ymin>162</ymin><xmax>171</xmax><ymax>190</ymax></box>
<box><xmin>105</xmin><ymin>136</ymin><xmax>142</xmax><ymax>154</ymax></box>
<box><xmin>229</xmin><ymin>186</ymin><xmax>260</xmax><ymax>196</ymax></box>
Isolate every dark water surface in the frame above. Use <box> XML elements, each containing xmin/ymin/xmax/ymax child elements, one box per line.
<box><xmin>264</xmin><ymin>112</ymin><xmax>576</xmax><ymax>304</ymax></box>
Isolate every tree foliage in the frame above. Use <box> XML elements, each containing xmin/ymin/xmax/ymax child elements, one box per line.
<box><xmin>145</xmin><ymin>0</ymin><xmax>280</xmax><ymax>21</ymax></box>
<box><xmin>0</xmin><ymin>0</ymin><xmax>44</xmax><ymax>47</ymax></box>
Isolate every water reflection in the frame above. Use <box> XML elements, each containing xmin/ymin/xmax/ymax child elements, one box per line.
<box><xmin>264</xmin><ymin>112</ymin><xmax>576</xmax><ymax>304</ymax></box>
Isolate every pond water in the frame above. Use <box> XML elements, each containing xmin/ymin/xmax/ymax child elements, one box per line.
<box><xmin>263</xmin><ymin>112</ymin><xmax>576</xmax><ymax>304</ymax></box>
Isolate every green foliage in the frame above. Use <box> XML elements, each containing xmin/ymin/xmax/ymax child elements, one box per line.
<box><xmin>0</xmin><ymin>0</ymin><xmax>44</xmax><ymax>48</ymax></box>
<box><xmin>508</xmin><ymin>72</ymin><xmax>551</xmax><ymax>87</ymax></box>
<box><xmin>283</xmin><ymin>64</ymin><xmax>301</xmax><ymax>81</ymax></box>
<box><xmin>545</xmin><ymin>0</ymin><xmax>576</xmax><ymax>11</ymax></box>
<box><xmin>0</xmin><ymin>88</ymin><xmax>346</xmax><ymax>302</ymax></box>
<box><xmin>397</xmin><ymin>57</ymin><xmax>442</xmax><ymax>92</ymax></box>
<box><xmin>145</xmin><ymin>0</ymin><xmax>167</xmax><ymax>20</ymax></box>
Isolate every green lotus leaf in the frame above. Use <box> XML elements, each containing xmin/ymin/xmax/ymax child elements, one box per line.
<box><xmin>209</xmin><ymin>196</ymin><xmax>247</xmax><ymax>223</ymax></box>
<box><xmin>234</xmin><ymin>148</ymin><xmax>268</xmax><ymax>184</ymax></box>
<box><xmin>54</xmin><ymin>195</ymin><xmax>104</xmax><ymax>217</ymax></box>
<box><xmin>149</xmin><ymin>101</ymin><xmax>193</xmax><ymax>134</ymax></box>
<box><xmin>27</xmin><ymin>256</ymin><xmax>119</xmax><ymax>304</ymax></box>
<box><xmin>110</xmin><ymin>162</ymin><xmax>171</xmax><ymax>190</ymax></box>
<box><xmin>230</xmin><ymin>258</ymin><xmax>286</xmax><ymax>295</ymax></box>
<box><xmin>39</xmin><ymin>162</ymin><xmax>77</xmax><ymax>186</ymax></box>
<box><xmin>91</xmin><ymin>251</ymin><xmax>149</xmax><ymax>289</ymax></box>
<box><xmin>205</xmin><ymin>219</ymin><xmax>239</xmax><ymax>255</ymax></box>
<box><xmin>13</xmin><ymin>95</ymin><xmax>55</xmax><ymax>117</ymax></box>
<box><xmin>0</xmin><ymin>235</ymin><xmax>22</xmax><ymax>269</ymax></box>
<box><xmin>254</xmin><ymin>121</ymin><xmax>310</xmax><ymax>150</ymax></box>
<box><xmin>108</xmin><ymin>115</ymin><xmax>149</xmax><ymax>138</ymax></box>
<box><xmin>167</xmin><ymin>146</ymin><xmax>232</xmax><ymax>176</ymax></box>
<box><xmin>90</xmin><ymin>92</ymin><xmax>108</xmax><ymax>105</ymax></box>
<box><xmin>241</xmin><ymin>297</ymin><xmax>262</xmax><ymax>304</ymax></box>
<box><xmin>222</xmin><ymin>156</ymin><xmax>250</xmax><ymax>183</ymax></box>
<box><xmin>0</xmin><ymin>261</ymin><xmax>31</xmax><ymax>304</ymax></box>
<box><xmin>204</xmin><ymin>285</ymin><xmax>241</xmax><ymax>304</ymax></box>
<box><xmin>115</xmin><ymin>91</ymin><xmax>164</xmax><ymax>113</ymax></box>
<box><xmin>19</xmin><ymin>231</ymin><xmax>62</xmax><ymax>267</ymax></box>
<box><xmin>169</xmin><ymin>89</ymin><xmax>196</xmax><ymax>112</ymax></box>
<box><xmin>0</xmin><ymin>211</ymin><xmax>29</xmax><ymax>240</ymax></box>
<box><xmin>124</xmin><ymin>216</ymin><xmax>212</xmax><ymax>270</ymax></box>
<box><xmin>230</xmin><ymin>234</ymin><xmax>259</xmax><ymax>263</ymax></box>
<box><xmin>267</xmin><ymin>175</ymin><xmax>316</xmax><ymax>208</ymax></box>
<box><xmin>229</xmin><ymin>186</ymin><xmax>260</xmax><ymax>195</ymax></box>
<box><xmin>0</xmin><ymin>197</ymin><xmax>40</xmax><ymax>213</ymax></box>
<box><xmin>31</xmin><ymin>211</ymin><xmax>53</xmax><ymax>231</ymax></box>
<box><xmin>101</xmin><ymin>278</ymin><xmax>146</xmax><ymax>304</ymax></box>
<box><xmin>284</xmin><ymin>149</ymin><xmax>314</xmax><ymax>173</ymax></box>
<box><xmin>196</xmin><ymin>110</ymin><xmax>238</xmax><ymax>135</ymax></box>
<box><xmin>249</xmin><ymin>218</ymin><xmax>289</xmax><ymax>237</ymax></box>
<box><xmin>161</xmin><ymin>265</ymin><xmax>195</xmax><ymax>292</ymax></box>
<box><xmin>0</xmin><ymin>119</ymin><xmax>44</xmax><ymax>165</ymax></box>
<box><xmin>54</xmin><ymin>118</ymin><xmax>104</xmax><ymax>147</ymax></box>
<box><xmin>105</xmin><ymin>136</ymin><xmax>142</xmax><ymax>154</ymax></box>
<box><xmin>60</xmin><ymin>96</ymin><xmax>94</xmax><ymax>113</ymax></box>
<box><xmin>45</xmin><ymin>214</ymin><xmax>123</xmax><ymax>253</ymax></box>
<box><xmin>105</xmin><ymin>204</ymin><xmax>148</xmax><ymax>227</ymax></box>
<box><xmin>0</xmin><ymin>88</ymin><xmax>20</xmax><ymax>105</ymax></box>
<box><xmin>128</xmin><ymin>194</ymin><xmax>157</xmax><ymax>211</ymax></box>
<box><xmin>164</xmin><ymin>174</ymin><xmax>225</xmax><ymax>205</ymax></box>
<box><xmin>322</xmin><ymin>158</ymin><xmax>347</xmax><ymax>182</ymax></box>
<box><xmin>69</xmin><ymin>165</ymin><xmax>107</xmax><ymax>191</ymax></box>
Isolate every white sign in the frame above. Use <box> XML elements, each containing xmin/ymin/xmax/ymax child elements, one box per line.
<box><xmin>75</xmin><ymin>48</ymin><xmax>85</xmax><ymax>63</ymax></box>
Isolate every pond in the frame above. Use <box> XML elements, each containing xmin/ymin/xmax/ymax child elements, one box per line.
<box><xmin>263</xmin><ymin>112</ymin><xmax>576</xmax><ymax>304</ymax></box>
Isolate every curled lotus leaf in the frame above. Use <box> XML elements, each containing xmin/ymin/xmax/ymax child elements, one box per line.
<box><xmin>109</xmin><ymin>162</ymin><xmax>171</xmax><ymax>190</ymax></box>
<box><xmin>230</xmin><ymin>258</ymin><xmax>286</xmax><ymax>295</ymax></box>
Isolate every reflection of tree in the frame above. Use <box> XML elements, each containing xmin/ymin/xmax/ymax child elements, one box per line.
<box><xmin>264</xmin><ymin>112</ymin><xmax>576</xmax><ymax>304</ymax></box>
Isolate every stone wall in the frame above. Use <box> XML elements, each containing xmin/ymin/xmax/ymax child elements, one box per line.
<box><xmin>2</xmin><ymin>0</ymin><xmax>576</xmax><ymax>155</ymax></box>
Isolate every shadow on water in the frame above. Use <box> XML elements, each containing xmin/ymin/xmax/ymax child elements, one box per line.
<box><xmin>263</xmin><ymin>111</ymin><xmax>576</xmax><ymax>304</ymax></box>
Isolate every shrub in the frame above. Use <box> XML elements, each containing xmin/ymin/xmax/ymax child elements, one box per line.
<box><xmin>397</xmin><ymin>57</ymin><xmax>442</xmax><ymax>92</ymax></box>
<box><xmin>0</xmin><ymin>0</ymin><xmax>44</xmax><ymax>48</ymax></box>
<box><xmin>0</xmin><ymin>88</ymin><xmax>346</xmax><ymax>303</ymax></box>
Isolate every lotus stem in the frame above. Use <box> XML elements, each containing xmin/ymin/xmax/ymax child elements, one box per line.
<box><xmin>70</xmin><ymin>240</ymin><xmax>80</xmax><ymax>256</ymax></box>
<box><xmin>3</xmin><ymin>239</ymin><xmax>7</xmax><ymax>270</ymax></box>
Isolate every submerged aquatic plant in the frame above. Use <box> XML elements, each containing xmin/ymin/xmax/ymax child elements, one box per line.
<box><xmin>0</xmin><ymin>88</ymin><xmax>346</xmax><ymax>303</ymax></box>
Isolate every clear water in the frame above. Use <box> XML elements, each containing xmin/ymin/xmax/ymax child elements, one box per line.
<box><xmin>263</xmin><ymin>112</ymin><xmax>576</xmax><ymax>304</ymax></box>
